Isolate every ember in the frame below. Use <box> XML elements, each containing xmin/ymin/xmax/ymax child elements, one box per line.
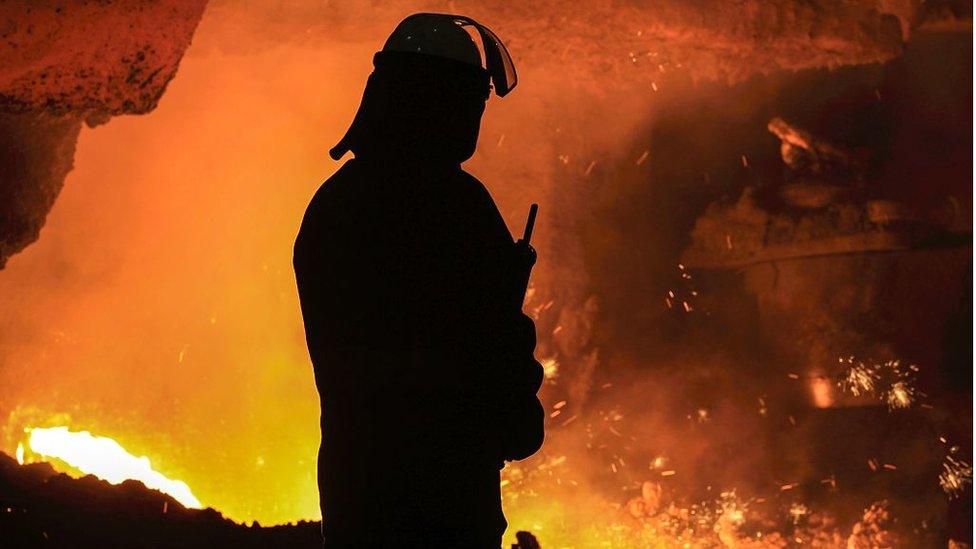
<box><xmin>941</xmin><ymin>456</ymin><xmax>974</xmax><ymax>500</ymax></box>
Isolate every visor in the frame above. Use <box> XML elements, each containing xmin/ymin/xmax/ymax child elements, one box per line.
<box><xmin>391</xmin><ymin>13</ymin><xmax>518</xmax><ymax>98</ymax></box>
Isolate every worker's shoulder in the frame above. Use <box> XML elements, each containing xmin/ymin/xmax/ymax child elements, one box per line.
<box><xmin>298</xmin><ymin>160</ymin><xmax>360</xmax><ymax>235</ymax></box>
<box><xmin>454</xmin><ymin>169</ymin><xmax>510</xmax><ymax>239</ymax></box>
<box><xmin>314</xmin><ymin>159</ymin><xmax>361</xmax><ymax>195</ymax></box>
<box><xmin>303</xmin><ymin>159</ymin><xmax>364</xmax><ymax>214</ymax></box>
<box><xmin>453</xmin><ymin>168</ymin><xmax>498</xmax><ymax>206</ymax></box>
<box><xmin>454</xmin><ymin>167</ymin><xmax>487</xmax><ymax>188</ymax></box>
<box><xmin>306</xmin><ymin>161</ymin><xmax>495</xmax><ymax>211</ymax></box>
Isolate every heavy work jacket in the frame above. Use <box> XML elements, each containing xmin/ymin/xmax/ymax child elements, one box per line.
<box><xmin>294</xmin><ymin>157</ymin><xmax>544</xmax><ymax>544</ymax></box>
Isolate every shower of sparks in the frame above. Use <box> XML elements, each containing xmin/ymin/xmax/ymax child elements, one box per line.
<box><xmin>718</xmin><ymin>493</ymin><xmax>746</xmax><ymax>526</ymax></box>
<box><xmin>939</xmin><ymin>456</ymin><xmax>973</xmax><ymax>499</ymax></box>
<box><xmin>27</xmin><ymin>426</ymin><xmax>202</xmax><ymax>509</ymax></box>
<box><xmin>841</xmin><ymin>360</ymin><xmax>877</xmax><ymax>396</ymax></box>
<box><xmin>884</xmin><ymin>380</ymin><xmax>915</xmax><ymax>410</ymax></box>
<box><xmin>665</xmin><ymin>263</ymin><xmax>704</xmax><ymax>315</ymax></box>
<box><xmin>837</xmin><ymin>357</ymin><xmax>922</xmax><ymax>410</ymax></box>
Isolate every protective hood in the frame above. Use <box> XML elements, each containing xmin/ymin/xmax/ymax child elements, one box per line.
<box><xmin>329</xmin><ymin>14</ymin><xmax>517</xmax><ymax>164</ymax></box>
<box><xmin>382</xmin><ymin>13</ymin><xmax>517</xmax><ymax>98</ymax></box>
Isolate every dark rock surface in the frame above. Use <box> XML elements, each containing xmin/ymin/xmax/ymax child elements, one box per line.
<box><xmin>0</xmin><ymin>1</ymin><xmax>208</xmax><ymax>115</ymax></box>
<box><xmin>0</xmin><ymin>0</ymin><xmax>207</xmax><ymax>268</ymax></box>
<box><xmin>0</xmin><ymin>113</ymin><xmax>80</xmax><ymax>269</ymax></box>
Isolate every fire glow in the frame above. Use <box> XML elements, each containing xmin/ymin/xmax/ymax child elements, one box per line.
<box><xmin>0</xmin><ymin>1</ymin><xmax>969</xmax><ymax>545</ymax></box>
<box><xmin>24</xmin><ymin>427</ymin><xmax>202</xmax><ymax>510</ymax></box>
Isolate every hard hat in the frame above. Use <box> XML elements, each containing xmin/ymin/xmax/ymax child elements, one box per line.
<box><xmin>382</xmin><ymin>13</ymin><xmax>518</xmax><ymax>97</ymax></box>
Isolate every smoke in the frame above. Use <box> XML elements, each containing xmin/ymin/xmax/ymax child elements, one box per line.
<box><xmin>0</xmin><ymin>0</ymin><xmax>968</xmax><ymax>540</ymax></box>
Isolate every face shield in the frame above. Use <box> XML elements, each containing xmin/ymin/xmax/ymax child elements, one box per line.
<box><xmin>383</xmin><ymin>13</ymin><xmax>518</xmax><ymax>98</ymax></box>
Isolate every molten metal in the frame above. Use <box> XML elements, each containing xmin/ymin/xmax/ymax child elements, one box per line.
<box><xmin>27</xmin><ymin>427</ymin><xmax>202</xmax><ymax>509</ymax></box>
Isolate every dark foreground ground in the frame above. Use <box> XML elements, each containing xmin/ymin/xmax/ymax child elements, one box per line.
<box><xmin>0</xmin><ymin>451</ymin><xmax>321</xmax><ymax>548</ymax></box>
<box><xmin>0</xmin><ymin>452</ymin><xmax>542</xmax><ymax>548</ymax></box>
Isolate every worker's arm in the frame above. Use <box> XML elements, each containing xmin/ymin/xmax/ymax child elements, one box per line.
<box><xmin>462</xmin><ymin>179</ymin><xmax>545</xmax><ymax>462</ymax></box>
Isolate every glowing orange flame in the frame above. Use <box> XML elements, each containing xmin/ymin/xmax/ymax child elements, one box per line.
<box><xmin>27</xmin><ymin>427</ymin><xmax>202</xmax><ymax>509</ymax></box>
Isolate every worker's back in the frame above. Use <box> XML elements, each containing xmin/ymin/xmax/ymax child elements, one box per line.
<box><xmin>295</xmin><ymin>157</ymin><xmax>540</xmax><ymax>545</ymax></box>
<box><xmin>294</xmin><ymin>14</ymin><xmax>542</xmax><ymax>546</ymax></box>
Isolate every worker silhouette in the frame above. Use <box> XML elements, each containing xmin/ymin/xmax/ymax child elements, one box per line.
<box><xmin>294</xmin><ymin>13</ymin><xmax>544</xmax><ymax>548</ymax></box>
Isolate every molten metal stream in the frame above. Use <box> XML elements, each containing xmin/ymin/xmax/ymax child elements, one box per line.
<box><xmin>25</xmin><ymin>427</ymin><xmax>202</xmax><ymax>509</ymax></box>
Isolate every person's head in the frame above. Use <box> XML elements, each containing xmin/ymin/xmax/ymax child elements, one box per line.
<box><xmin>331</xmin><ymin>13</ymin><xmax>517</xmax><ymax>165</ymax></box>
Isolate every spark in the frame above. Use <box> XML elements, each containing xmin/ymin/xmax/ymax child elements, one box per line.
<box><xmin>885</xmin><ymin>380</ymin><xmax>914</xmax><ymax>410</ymax></box>
<box><xmin>540</xmin><ymin>357</ymin><xmax>559</xmax><ymax>381</ymax></box>
<box><xmin>27</xmin><ymin>427</ymin><xmax>202</xmax><ymax>509</ymax></box>
<box><xmin>939</xmin><ymin>456</ymin><xmax>973</xmax><ymax>498</ymax></box>
<box><xmin>696</xmin><ymin>408</ymin><xmax>709</xmax><ymax>423</ymax></box>
<box><xmin>789</xmin><ymin>502</ymin><xmax>809</xmax><ymax>524</ymax></box>
<box><xmin>842</xmin><ymin>363</ymin><xmax>877</xmax><ymax>396</ymax></box>
<box><xmin>837</xmin><ymin>357</ymin><xmax>922</xmax><ymax>410</ymax></box>
<box><xmin>635</xmin><ymin>150</ymin><xmax>650</xmax><ymax>165</ymax></box>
